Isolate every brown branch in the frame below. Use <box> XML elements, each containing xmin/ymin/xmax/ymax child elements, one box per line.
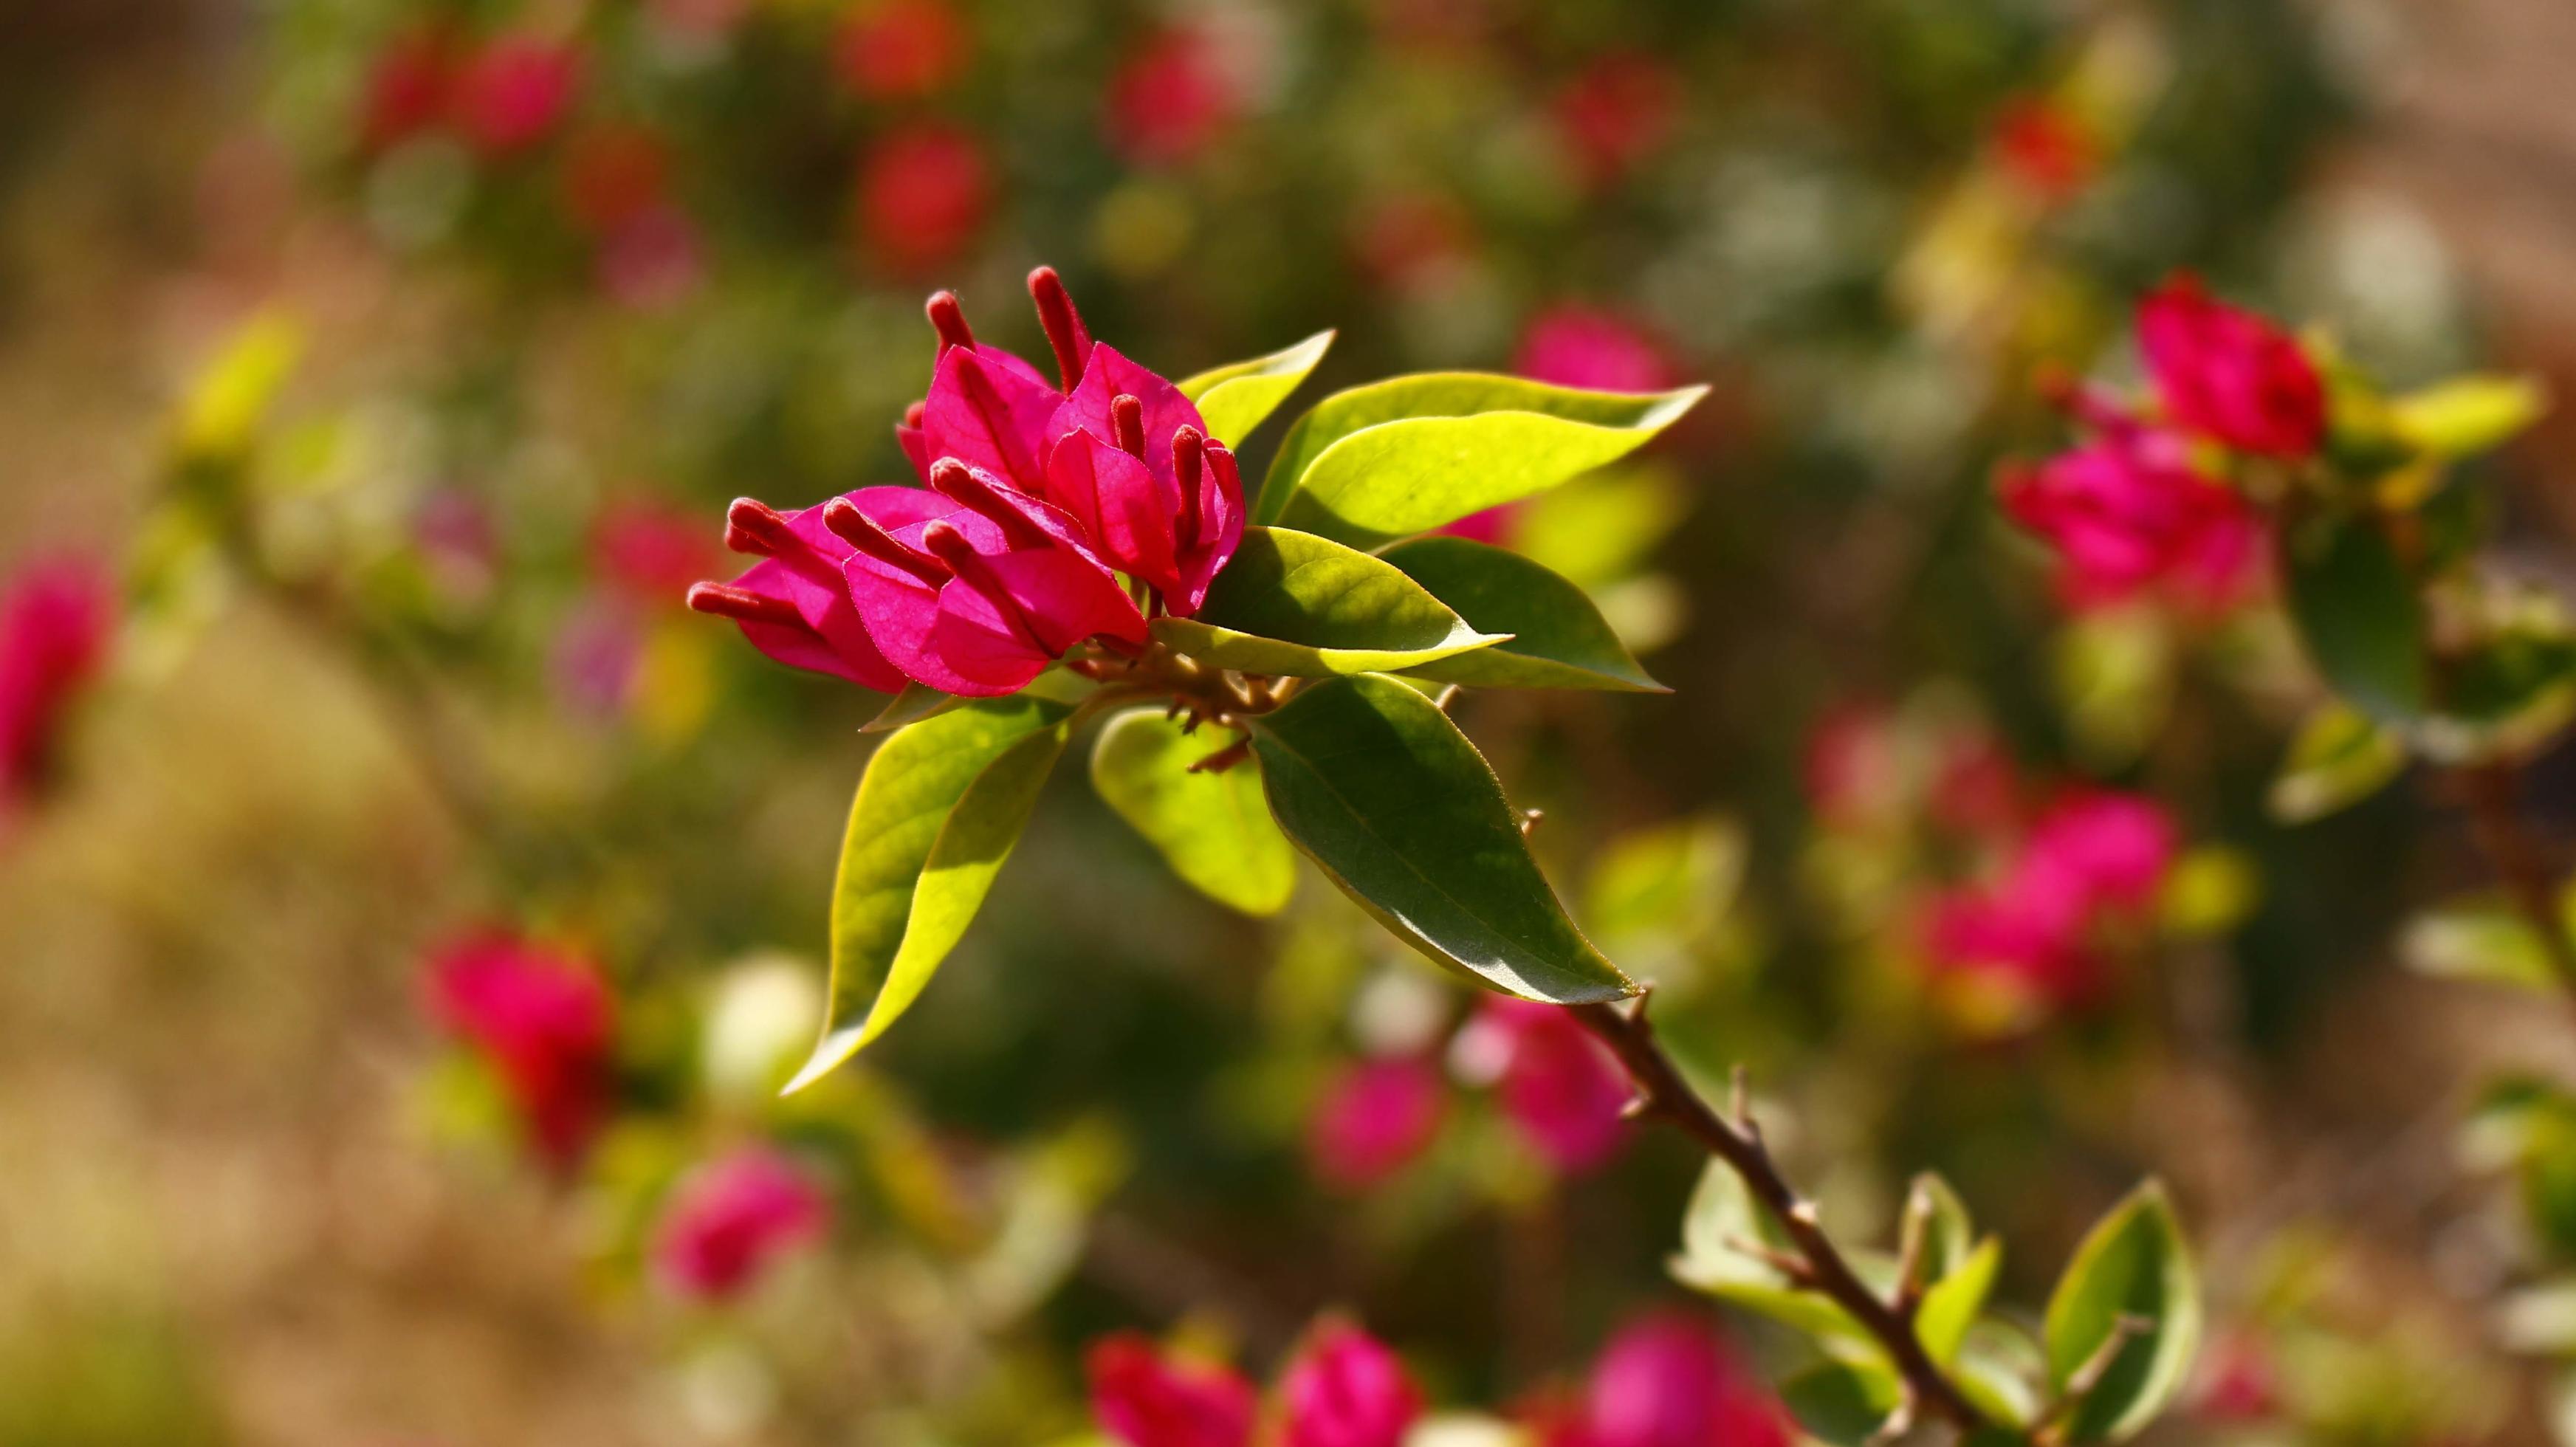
<box><xmin>2458</xmin><ymin>759</ymin><xmax>2576</xmax><ymax>1010</ymax></box>
<box><xmin>1571</xmin><ymin>997</ymin><xmax>1993</xmax><ymax>1434</ymax></box>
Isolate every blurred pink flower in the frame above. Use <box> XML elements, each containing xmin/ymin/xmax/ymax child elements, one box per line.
<box><xmin>653</xmin><ymin>1147</ymin><xmax>831</xmax><ymax>1300</ymax></box>
<box><xmin>1280</xmin><ymin>1321</ymin><xmax>1424</xmax><ymax>1447</ymax></box>
<box><xmin>2193</xmin><ymin>1330</ymin><xmax>2281</xmax><ymax>1422</ymax></box>
<box><xmin>1308</xmin><ymin>1057</ymin><xmax>1446</xmax><ymax>1190</ymax></box>
<box><xmin>359</xmin><ymin>28</ymin><xmax>456</xmax><ymax>153</ymax></box>
<box><xmin>1550</xmin><ymin>55</ymin><xmax>1683</xmax><ymax>188</ymax></box>
<box><xmin>1578</xmin><ymin>1313</ymin><xmax>1793</xmax><ymax>1447</ymax></box>
<box><xmin>1088</xmin><ymin>1333</ymin><xmax>1258</xmax><ymax>1447</ymax></box>
<box><xmin>1457</xmin><ymin>1000</ymin><xmax>1631</xmax><ymax>1174</ymax></box>
<box><xmin>1919</xmin><ymin>790</ymin><xmax>2178</xmax><ymax>1012</ymax></box>
<box><xmin>1997</xmin><ymin>415</ymin><xmax>2267</xmax><ymax>613</ymax></box>
<box><xmin>452</xmin><ymin>33</ymin><xmax>583</xmax><ymax>158</ymax></box>
<box><xmin>2137</xmin><ymin>278</ymin><xmax>2326</xmax><ymax>460</ymax></box>
<box><xmin>552</xmin><ymin>603</ymin><xmax>645</xmax><ymax>718</ymax></box>
<box><xmin>597</xmin><ymin>205</ymin><xmax>704</xmax><ymax>310</ymax></box>
<box><xmin>835</xmin><ymin>0</ymin><xmax>973</xmax><ymax>100</ymax></box>
<box><xmin>0</xmin><ymin>555</ymin><xmax>114</xmax><ymax>814</ymax></box>
<box><xmin>593</xmin><ymin>500</ymin><xmax>719</xmax><ymax>608</ymax></box>
<box><xmin>1106</xmin><ymin>28</ymin><xmax>1240</xmax><ymax>167</ymax></box>
<box><xmin>2025</xmin><ymin>791</ymin><xmax>2178</xmax><ymax>913</ymax></box>
<box><xmin>425</xmin><ymin>932</ymin><xmax>614</xmax><ymax>1167</ymax></box>
<box><xmin>1515</xmin><ymin>308</ymin><xmax>1677</xmax><ymax>393</ymax></box>
<box><xmin>1990</xmin><ymin>97</ymin><xmax>2098</xmax><ymax>202</ymax></box>
<box><xmin>856</xmin><ymin>123</ymin><xmax>992</xmax><ymax>275</ymax></box>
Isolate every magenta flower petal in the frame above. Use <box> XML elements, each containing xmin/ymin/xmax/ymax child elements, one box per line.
<box><xmin>1046</xmin><ymin>426</ymin><xmax>1184</xmax><ymax>591</ymax></box>
<box><xmin>1088</xmin><ymin>1334</ymin><xmax>1257</xmax><ymax>1447</ymax></box>
<box><xmin>1583</xmin><ymin>1314</ymin><xmax>1790</xmax><ymax>1447</ymax></box>
<box><xmin>2137</xmin><ymin>278</ymin><xmax>2326</xmax><ymax>459</ymax></box>
<box><xmin>424</xmin><ymin>931</ymin><xmax>614</xmax><ymax>1168</ymax></box>
<box><xmin>1057</xmin><ymin>343</ymin><xmax>1208</xmax><ymax>492</ymax></box>
<box><xmin>921</xmin><ymin>344</ymin><xmax>1066</xmax><ymax>494</ymax></box>
<box><xmin>653</xmin><ymin>1147</ymin><xmax>831</xmax><ymax>1302</ymax></box>
<box><xmin>1280</xmin><ymin>1322</ymin><xmax>1424</xmax><ymax>1447</ymax></box>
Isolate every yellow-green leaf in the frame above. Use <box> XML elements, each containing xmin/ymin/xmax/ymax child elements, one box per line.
<box><xmin>1090</xmin><ymin>709</ymin><xmax>1295</xmax><ymax>916</ymax></box>
<box><xmin>1176</xmin><ymin>330</ymin><xmax>1336</xmax><ymax>447</ymax></box>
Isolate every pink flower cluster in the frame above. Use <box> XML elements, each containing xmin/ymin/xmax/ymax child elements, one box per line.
<box><xmin>1107</xmin><ymin>27</ymin><xmax>1243</xmax><ymax>167</ymax></box>
<box><xmin>0</xmin><ymin>555</ymin><xmax>114</xmax><ymax>824</ymax></box>
<box><xmin>360</xmin><ymin>27</ymin><xmax>582</xmax><ymax>159</ymax></box>
<box><xmin>690</xmin><ymin>269</ymin><xmax>1245</xmax><ymax>697</ymax></box>
<box><xmin>424</xmin><ymin>931</ymin><xmax>616</xmax><ymax>1167</ymax></box>
<box><xmin>1917</xmin><ymin>791</ymin><xmax>2179</xmax><ymax>1013</ymax></box>
<box><xmin>652</xmin><ymin>1147</ymin><xmax>832</xmax><ymax>1301</ymax></box>
<box><xmin>1088</xmin><ymin>1313</ymin><xmax>1785</xmax><ymax>1447</ymax></box>
<box><xmin>1090</xmin><ymin>1322</ymin><xmax>1420</xmax><ymax>1447</ymax></box>
<box><xmin>1999</xmin><ymin>280</ymin><xmax>2325</xmax><ymax>613</ymax></box>
<box><xmin>1308</xmin><ymin>1000</ymin><xmax>1635</xmax><ymax>1190</ymax></box>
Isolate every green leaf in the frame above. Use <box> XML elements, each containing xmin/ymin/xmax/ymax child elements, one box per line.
<box><xmin>1673</xmin><ymin>1158</ymin><xmax>1878</xmax><ymax>1353</ymax></box>
<box><xmin>1247</xmin><ymin>674</ymin><xmax>1637</xmax><ymax>1003</ymax></box>
<box><xmin>2280</xmin><ymin>507</ymin><xmax>2431</xmax><ymax>723</ymax></box>
<box><xmin>1255</xmin><ymin>373</ymin><xmax>1706</xmax><ymax>544</ymax></box>
<box><xmin>786</xmin><ymin>698</ymin><xmax>1071</xmax><ymax>1091</ymax></box>
<box><xmin>1511</xmin><ymin>462</ymin><xmax>1691</xmax><ymax>588</ymax></box>
<box><xmin>2267</xmin><ymin>702</ymin><xmax>2405</xmax><ymax>823</ymax></box>
<box><xmin>1090</xmin><ymin>709</ymin><xmax>1296</xmax><ymax>917</ymax></box>
<box><xmin>1584</xmin><ymin>814</ymin><xmax>1745</xmax><ymax>949</ymax></box>
<box><xmin>2041</xmin><ymin>1180</ymin><xmax>2202</xmax><ymax>1443</ymax></box>
<box><xmin>1378</xmin><ymin>536</ymin><xmax>1666</xmax><ymax>692</ymax></box>
<box><xmin>2391</xmin><ymin>375</ymin><xmax>2549</xmax><ymax>459</ymax></box>
<box><xmin>1175</xmin><ymin>330</ymin><xmax>1336</xmax><ymax>448</ymax></box>
<box><xmin>2400</xmin><ymin>893</ymin><xmax>2575</xmax><ymax>992</ymax></box>
<box><xmin>1920</xmin><ymin>1238</ymin><xmax>2003</xmax><ymax>1367</ymax></box>
<box><xmin>1156</xmin><ymin>526</ymin><xmax>1508</xmax><ymax>677</ymax></box>
<box><xmin>864</xmin><ymin>681</ymin><xmax>962</xmax><ymax>735</ymax></box>
<box><xmin>1781</xmin><ymin>1361</ymin><xmax>1903</xmax><ymax>1446</ymax></box>
<box><xmin>1955</xmin><ymin>1322</ymin><xmax>2048</xmax><ymax>1428</ymax></box>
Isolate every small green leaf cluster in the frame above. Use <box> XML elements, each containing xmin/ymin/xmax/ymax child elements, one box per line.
<box><xmin>791</xmin><ymin>342</ymin><xmax>1706</xmax><ymax>1089</ymax></box>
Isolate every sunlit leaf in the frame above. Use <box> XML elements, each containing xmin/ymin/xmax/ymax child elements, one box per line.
<box><xmin>1256</xmin><ymin>373</ymin><xmax>1705</xmax><ymax>545</ymax></box>
<box><xmin>788</xmin><ymin>698</ymin><xmax>1071</xmax><ymax>1091</ymax></box>
<box><xmin>1380</xmin><ymin>536</ymin><xmax>1666</xmax><ymax>692</ymax></box>
<box><xmin>1176</xmin><ymin>329</ymin><xmax>1336</xmax><ymax>447</ymax></box>
<box><xmin>2041</xmin><ymin>1180</ymin><xmax>2202</xmax><ymax>1443</ymax></box>
<box><xmin>2400</xmin><ymin>892</ymin><xmax>2576</xmax><ymax>993</ymax></box>
<box><xmin>1248</xmin><ymin>674</ymin><xmax>1637</xmax><ymax>1003</ymax></box>
<box><xmin>2267</xmin><ymin>702</ymin><xmax>2405</xmax><ymax>823</ymax></box>
<box><xmin>1158</xmin><ymin>526</ymin><xmax>1507</xmax><ymax>677</ymax></box>
<box><xmin>2391</xmin><ymin>375</ymin><xmax>2548</xmax><ymax>460</ymax></box>
<box><xmin>1091</xmin><ymin>709</ymin><xmax>1296</xmax><ymax>917</ymax></box>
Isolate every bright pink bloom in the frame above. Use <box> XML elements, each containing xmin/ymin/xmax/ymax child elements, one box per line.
<box><xmin>1920</xmin><ymin>790</ymin><xmax>2177</xmax><ymax>1010</ymax></box>
<box><xmin>1106</xmin><ymin>28</ymin><xmax>1240</xmax><ymax>167</ymax></box>
<box><xmin>360</xmin><ymin>29</ymin><xmax>456</xmax><ymax>153</ymax></box>
<box><xmin>452</xmin><ymin>34</ymin><xmax>582</xmax><ymax>157</ymax></box>
<box><xmin>1308</xmin><ymin>1057</ymin><xmax>1446</xmax><ymax>1189</ymax></box>
<box><xmin>1515</xmin><ymin>308</ymin><xmax>1677</xmax><ymax>393</ymax></box>
<box><xmin>1581</xmin><ymin>1314</ymin><xmax>1792</xmax><ymax>1447</ymax></box>
<box><xmin>835</xmin><ymin>0</ymin><xmax>973</xmax><ymax>100</ymax></box>
<box><xmin>856</xmin><ymin>123</ymin><xmax>992</xmax><ymax>275</ymax></box>
<box><xmin>1991</xmin><ymin>97</ymin><xmax>2098</xmax><ymax>202</ymax></box>
<box><xmin>425</xmin><ymin>932</ymin><xmax>614</xmax><ymax>1166</ymax></box>
<box><xmin>653</xmin><ymin>1147</ymin><xmax>831</xmax><ymax>1299</ymax></box>
<box><xmin>0</xmin><ymin>556</ymin><xmax>114</xmax><ymax>814</ymax></box>
<box><xmin>2025</xmin><ymin>791</ymin><xmax>2177</xmax><ymax>912</ymax></box>
<box><xmin>593</xmin><ymin>500</ymin><xmax>718</xmax><ymax>607</ymax></box>
<box><xmin>1998</xmin><ymin>416</ymin><xmax>2267</xmax><ymax>613</ymax></box>
<box><xmin>1280</xmin><ymin>1321</ymin><xmax>1424</xmax><ymax>1447</ymax></box>
<box><xmin>1088</xmin><ymin>1334</ymin><xmax>1258</xmax><ymax>1447</ymax></box>
<box><xmin>1457</xmin><ymin>1000</ymin><xmax>1631</xmax><ymax>1174</ymax></box>
<box><xmin>1550</xmin><ymin>55</ymin><xmax>1683</xmax><ymax>188</ymax></box>
<box><xmin>2137</xmin><ymin>278</ymin><xmax>2326</xmax><ymax>459</ymax></box>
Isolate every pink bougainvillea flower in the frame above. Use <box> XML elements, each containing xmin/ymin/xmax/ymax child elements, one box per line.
<box><xmin>1918</xmin><ymin>789</ymin><xmax>2177</xmax><ymax>1012</ymax></box>
<box><xmin>1308</xmin><ymin>1056</ymin><xmax>1446</xmax><ymax>1190</ymax></box>
<box><xmin>1106</xmin><ymin>27</ymin><xmax>1240</xmax><ymax>167</ymax></box>
<box><xmin>1088</xmin><ymin>1333</ymin><xmax>1258</xmax><ymax>1447</ymax></box>
<box><xmin>1998</xmin><ymin>410</ymin><xmax>2268</xmax><ymax>613</ymax></box>
<box><xmin>425</xmin><ymin>932</ymin><xmax>614</xmax><ymax>1167</ymax></box>
<box><xmin>593</xmin><ymin>498</ymin><xmax>718</xmax><ymax>607</ymax></box>
<box><xmin>1280</xmin><ymin>1321</ymin><xmax>1425</xmax><ymax>1447</ymax></box>
<box><xmin>0</xmin><ymin>555</ymin><xmax>114</xmax><ymax>817</ymax></box>
<box><xmin>2024</xmin><ymin>790</ymin><xmax>2178</xmax><ymax>913</ymax></box>
<box><xmin>1550</xmin><ymin>55</ymin><xmax>1683</xmax><ymax>189</ymax></box>
<box><xmin>1515</xmin><ymin>307</ymin><xmax>1677</xmax><ymax>393</ymax></box>
<box><xmin>693</xmin><ymin>269</ymin><xmax>1243</xmax><ymax>692</ymax></box>
<box><xmin>653</xmin><ymin>1147</ymin><xmax>831</xmax><ymax>1300</ymax></box>
<box><xmin>2137</xmin><ymin>278</ymin><xmax>2326</xmax><ymax>459</ymax></box>
<box><xmin>360</xmin><ymin>27</ymin><xmax>456</xmax><ymax>153</ymax></box>
<box><xmin>1990</xmin><ymin>96</ymin><xmax>2098</xmax><ymax>202</ymax></box>
<box><xmin>1580</xmin><ymin>1313</ymin><xmax>1793</xmax><ymax>1447</ymax></box>
<box><xmin>1454</xmin><ymin>999</ymin><xmax>1631</xmax><ymax>1174</ymax></box>
<box><xmin>834</xmin><ymin>0</ymin><xmax>973</xmax><ymax>100</ymax></box>
<box><xmin>856</xmin><ymin>122</ymin><xmax>992</xmax><ymax>275</ymax></box>
<box><xmin>597</xmin><ymin>205</ymin><xmax>704</xmax><ymax>309</ymax></box>
<box><xmin>451</xmin><ymin>32</ymin><xmax>582</xmax><ymax>158</ymax></box>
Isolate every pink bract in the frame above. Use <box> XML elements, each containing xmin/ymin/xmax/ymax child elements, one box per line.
<box><xmin>653</xmin><ymin>1147</ymin><xmax>831</xmax><ymax>1300</ymax></box>
<box><xmin>425</xmin><ymin>932</ymin><xmax>615</xmax><ymax>1167</ymax></box>
<box><xmin>1308</xmin><ymin>1056</ymin><xmax>1446</xmax><ymax>1189</ymax></box>
<box><xmin>1457</xmin><ymin>999</ymin><xmax>1631</xmax><ymax>1174</ymax></box>
<box><xmin>2137</xmin><ymin>277</ymin><xmax>2327</xmax><ymax>459</ymax></box>
<box><xmin>1280</xmin><ymin>1321</ymin><xmax>1424</xmax><ymax>1447</ymax></box>
<box><xmin>1088</xmin><ymin>1333</ymin><xmax>1258</xmax><ymax>1447</ymax></box>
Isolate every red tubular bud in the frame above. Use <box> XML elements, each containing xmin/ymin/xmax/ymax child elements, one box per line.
<box><xmin>1027</xmin><ymin>266</ymin><xmax>1093</xmax><ymax>392</ymax></box>
<box><xmin>926</xmin><ymin>290</ymin><xmax>975</xmax><ymax>355</ymax></box>
<box><xmin>724</xmin><ymin>498</ymin><xmax>803</xmax><ymax>558</ymax></box>
<box><xmin>927</xmin><ymin>458</ymin><xmax>1051</xmax><ymax>549</ymax></box>
<box><xmin>822</xmin><ymin>498</ymin><xmax>950</xmax><ymax>585</ymax></box>
<box><xmin>1172</xmin><ymin>426</ymin><xmax>1206</xmax><ymax>545</ymax></box>
<box><xmin>687</xmin><ymin>581</ymin><xmax>804</xmax><ymax>627</ymax></box>
<box><xmin>1111</xmin><ymin>393</ymin><xmax>1147</xmax><ymax>458</ymax></box>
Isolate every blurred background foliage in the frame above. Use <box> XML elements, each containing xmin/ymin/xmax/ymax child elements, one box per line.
<box><xmin>4</xmin><ymin>0</ymin><xmax>2574</xmax><ymax>1441</ymax></box>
